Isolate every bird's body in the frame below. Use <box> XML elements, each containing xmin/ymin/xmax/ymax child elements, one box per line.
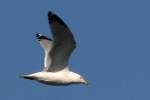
<box><xmin>23</xmin><ymin>68</ymin><xmax>85</xmax><ymax>85</ymax></box>
<box><xmin>21</xmin><ymin>11</ymin><xmax>88</xmax><ymax>86</ymax></box>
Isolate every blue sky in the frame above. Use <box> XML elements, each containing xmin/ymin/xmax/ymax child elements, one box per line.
<box><xmin>0</xmin><ymin>0</ymin><xmax>150</xmax><ymax>100</ymax></box>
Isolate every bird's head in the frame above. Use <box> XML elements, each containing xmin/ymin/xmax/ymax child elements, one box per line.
<box><xmin>78</xmin><ymin>75</ymin><xmax>88</xmax><ymax>85</ymax></box>
<box><xmin>70</xmin><ymin>72</ymin><xmax>88</xmax><ymax>85</ymax></box>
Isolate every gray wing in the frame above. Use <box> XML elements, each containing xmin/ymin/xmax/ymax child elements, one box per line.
<box><xmin>44</xmin><ymin>11</ymin><xmax>76</xmax><ymax>72</ymax></box>
<box><xmin>36</xmin><ymin>33</ymin><xmax>53</xmax><ymax>69</ymax></box>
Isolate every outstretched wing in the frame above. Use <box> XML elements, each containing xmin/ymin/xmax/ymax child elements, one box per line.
<box><xmin>36</xmin><ymin>33</ymin><xmax>53</xmax><ymax>69</ymax></box>
<box><xmin>44</xmin><ymin>11</ymin><xmax>76</xmax><ymax>72</ymax></box>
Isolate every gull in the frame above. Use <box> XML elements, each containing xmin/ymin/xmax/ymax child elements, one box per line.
<box><xmin>21</xmin><ymin>11</ymin><xmax>88</xmax><ymax>86</ymax></box>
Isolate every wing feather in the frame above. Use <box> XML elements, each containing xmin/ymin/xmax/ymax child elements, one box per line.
<box><xmin>44</xmin><ymin>11</ymin><xmax>76</xmax><ymax>72</ymax></box>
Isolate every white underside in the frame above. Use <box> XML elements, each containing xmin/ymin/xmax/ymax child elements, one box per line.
<box><xmin>27</xmin><ymin>68</ymin><xmax>83</xmax><ymax>85</ymax></box>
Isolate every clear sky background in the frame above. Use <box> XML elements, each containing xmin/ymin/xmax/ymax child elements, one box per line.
<box><xmin>0</xmin><ymin>0</ymin><xmax>150</xmax><ymax>100</ymax></box>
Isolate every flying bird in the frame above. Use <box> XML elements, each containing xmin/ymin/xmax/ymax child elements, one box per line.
<box><xmin>21</xmin><ymin>11</ymin><xmax>88</xmax><ymax>86</ymax></box>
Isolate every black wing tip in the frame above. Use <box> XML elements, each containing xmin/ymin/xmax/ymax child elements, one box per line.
<box><xmin>48</xmin><ymin>11</ymin><xmax>68</xmax><ymax>28</ymax></box>
<box><xmin>36</xmin><ymin>33</ymin><xmax>52</xmax><ymax>41</ymax></box>
<box><xmin>36</xmin><ymin>33</ymin><xmax>42</xmax><ymax>38</ymax></box>
<box><xmin>48</xmin><ymin>11</ymin><xmax>55</xmax><ymax>22</ymax></box>
<box><xmin>48</xmin><ymin>11</ymin><xmax>53</xmax><ymax>17</ymax></box>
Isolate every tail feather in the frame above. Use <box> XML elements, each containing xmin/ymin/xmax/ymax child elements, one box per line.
<box><xmin>20</xmin><ymin>75</ymin><xmax>36</xmax><ymax>80</ymax></box>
